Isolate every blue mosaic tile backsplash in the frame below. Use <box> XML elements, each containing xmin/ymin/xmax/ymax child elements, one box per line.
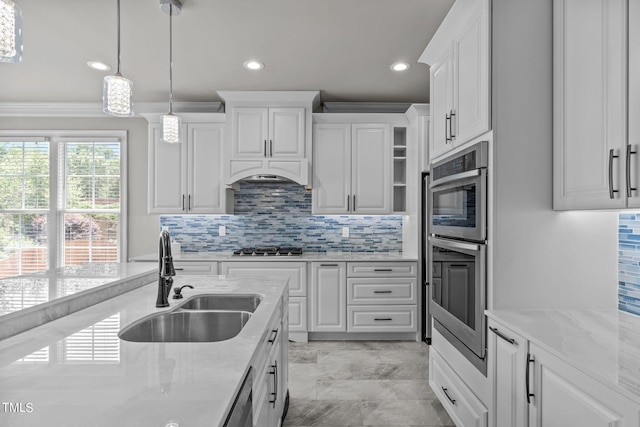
<box><xmin>618</xmin><ymin>213</ymin><xmax>640</xmax><ymax>316</ymax></box>
<box><xmin>160</xmin><ymin>182</ymin><xmax>403</xmax><ymax>253</ymax></box>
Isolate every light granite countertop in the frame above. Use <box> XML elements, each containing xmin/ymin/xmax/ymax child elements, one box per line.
<box><xmin>486</xmin><ymin>309</ymin><xmax>640</xmax><ymax>406</ymax></box>
<box><xmin>0</xmin><ymin>274</ymin><xmax>288</xmax><ymax>427</ymax></box>
<box><xmin>130</xmin><ymin>251</ymin><xmax>419</xmax><ymax>262</ymax></box>
<box><xmin>0</xmin><ymin>263</ymin><xmax>156</xmax><ymax>340</ymax></box>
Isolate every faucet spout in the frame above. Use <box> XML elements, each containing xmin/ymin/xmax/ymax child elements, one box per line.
<box><xmin>156</xmin><ymin>230</ymin><xmax>176</xmax><ymax>308</ymax></box>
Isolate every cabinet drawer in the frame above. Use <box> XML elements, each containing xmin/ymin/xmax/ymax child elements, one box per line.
<box><xmin>288</xmin><ymin>297</ymin><xmax>307</xmax><ymax>332</ymax></box>
<box><xmin>221</xmin><ymin>261</ymin><xmax>307</xmax><ymax>297</ymax></box>
<box><xmin>430</xmin><ymin>348</ymin><xmax>488</xmax><ymax>427</ymax></box>
<box><xmin>347</xmin><ymin>262</ymin><xmax>417</xmax><ymax>277</ymax></box>
<box><xmin>173</xmin><ymin>261</ymin><xmax>218</xmax><ymax>275</ymax></box>
<box><xmin>347</xmin><ymin>278</ymin><xmax>417</xmax><ymax>305</ymax></box>
<box><xmin>347</xmin><ymin>305</ymin><xmax>417</xmax><ymax>332</ymax></box>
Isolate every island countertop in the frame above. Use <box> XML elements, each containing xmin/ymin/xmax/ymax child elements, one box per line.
<box><xmin>0</xmin><ymin>274</ymin><xmax>289</xmax><ymax>427</ymax></box>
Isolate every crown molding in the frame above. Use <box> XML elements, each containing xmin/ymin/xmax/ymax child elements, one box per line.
<box><xmin>0</xmin><ymin>102</ymin><xmax>224</xmax><ymax>118</ymax></box>
<box><xmin>321</xmin><ymin>102</ymin><xmax>411</xmax><ymax>114</ymax></box>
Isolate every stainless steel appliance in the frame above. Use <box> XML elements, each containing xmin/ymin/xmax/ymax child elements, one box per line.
<box><xmin>233</xmin><ymin>247</ymin><xmax>303</xmax><ymax>256</ymax></box>
<box><xmin>429</xmin><ymin>141</ymin><xmax>488</xmax><ymax>243</ymax></box>
<box><xmin>421</xmin><ymin>172</ymin><xmax>431</xmax><ymax>343</ymax></box>
<box><xmin>428</xmin><ymin>141</ymin><xmax>488</xmax><ymax>375</ymax></box>
<box><xmin>223</xmin><ymin>368</ymin><xmax>253</xmax><ymax>427</ymax></box>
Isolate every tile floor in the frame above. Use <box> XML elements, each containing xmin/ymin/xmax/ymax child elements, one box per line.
<box><xmin>284</xmin><ymin>340</ymin><xmax>455</xmax><ymax>427</ymax></box>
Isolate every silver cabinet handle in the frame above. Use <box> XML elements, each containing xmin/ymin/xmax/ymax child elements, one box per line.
<box><xmin>373</xmin><ymin>290</ymin><xmax>392</xmax><ymax>294</ymax></box>
<box><xmin>268</xmin><ymin>328</ymin><xmax>279</xmax><ymax>344</ymax></box>
<box><xmin>264</xmin><ymin>140</ymin><xmax>268</xmax><ymax>157</ymax></box>
<box><xmin>174</xmin><ymin>268</ymin><xmax>184</xmax><ymax>271</ymax></box>
<box><xmin>320</xmin><ymin>263</ymin><xmax>338</xmax><ymax>267</ymax></box>
<box><xmin>442</xmin><ymin>387</ymin><xmax>456</xmax><ymax>404</ymax></box>
<box><xmin>489</xmin><ymin>326</ymin><xmax>516</xmax><ymax>345</ymax></box>
<box><xmin>353</xmin><ymin>195</ymin><xmax>356</xmax><ymax>212</ymax></box>
<box><xmin>374</xmin><ymin>269</ymin><xmax>393</xmax><ymax>272</ymax></box>
<box><xmin>526</xmin><ymin>354</ymin><xmax>535</xmax><ymax>404</ymax></box>
<box><xmin>374</xmin><ymin>318</ymin><xmax>393</xmax><ymax>321</ymax></box>
<box><xmin>347</xmin><ymin>195</ymin><xmax>350</xmax><ymax>211</ymax></box>
<box><xmin>450</xmin><ymin>109</ymin><xmax>456</xmax><ymax>139</ymax></box>
<box><xmin>270</xmin><ymin>139</ymin><xmax>273</xmax><ymax>157</ymax></box>
<box><xmin>627</xmin><ymin>144</ymin><xmax>637</xmax><ymax>197</ymax></box>
<box><xmin>182</xmin><ymin>194</ymin><xmax>185</xmax><ymax>211</ymax></box>
<box><xmin>445</xmin><ymin>114</ymin><xmax>451</xmax><ymax>143</ymax></box>
<box><xmin>188</xmin><ymin>194</ymin><xmax>191</xmax><ymax>211</ymax></box>
<box><xmin>609</xmin><ymin>149</ymin><xmax>619</xmax><ymax>199</ymax></box>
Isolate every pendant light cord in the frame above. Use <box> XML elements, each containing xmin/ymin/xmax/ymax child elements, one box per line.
<box><xmin>116</xmin><ymin>0</ymin><xmax>121</xmax><ymax>75</ymax></box>
<box><xmin>169</xmin><ymin>4</ymin><xmax>174</xmax><ymax>114</ymax></box>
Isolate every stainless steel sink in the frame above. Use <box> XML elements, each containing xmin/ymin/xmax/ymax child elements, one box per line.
<box><xmin>118</xmin><ymin>310</ymin><xmax>252</xmax><ymax>343</ymax></box>
<box><xmin>179</xmin><ymin>294</ymin><xmax>262</xmax><ymax>313</ymax></box>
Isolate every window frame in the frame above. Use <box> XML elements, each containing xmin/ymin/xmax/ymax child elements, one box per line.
<box><xmin>0</xmin><ymin>130</ymin><xmax>128</xmax><ymax>269</ymax></box>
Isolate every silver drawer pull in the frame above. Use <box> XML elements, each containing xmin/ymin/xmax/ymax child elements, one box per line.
<box><xmin>373</xmin><ymin>290</ymin><xmax>392</xmax><ymax>294</ymax></box>
<box><xmin>489</xmin><ymin>326</ymin><xmax>516</xmax><ymax>345</ymax></box>
<box><xmin>174</xmin><ymin>268</ymin><xmax>184</xmax><ymax>271</ymax></box>
<box><xmin>320</xmin><ymin>264</ymin><xmax>338</xmax><ymax>267</ymax></box>
<box><xmin>442</xmin><ymin>387</ymin><xmax>456</xmax><ymax>404</ymax></box>
<box><xmin>374</xmin><ymin>269</ymin><xmax>393</xmax><ymax>272</ymax></box>
<box><xmin>374</xmin><ymin>318</ymin><xmax>393</xmax><ymax>321</ymax></box>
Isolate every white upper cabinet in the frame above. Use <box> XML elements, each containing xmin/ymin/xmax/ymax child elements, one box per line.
<box><xmin>553</xmin><ymin>0</ymin><xmax>630</xmax><ymax>209</ymax></box>
<box><xmin>146</xmin><ymin>118</ymin><xmax>232</xmax><ymax>215</ymax></box>
<box><xmin>420</xmin><ymin>0</ymin><xmax>490</xmax><ymax>161</ymax></box>
<box><xmin>312</xmin><ymin>121</ymin><xmax>391</xmax><ymax>215</ymax></box>
<box><xmin>219</xmin><ymin>91</ymin><xmax>320</xmax><ymax>186</ymax></box>
<box><xmin>232</xmin><ymin>107</ymin><xmax>305</xmax><ymax>158</ymax></box>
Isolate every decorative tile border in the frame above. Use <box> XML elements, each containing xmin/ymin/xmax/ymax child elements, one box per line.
<box><xmin>619</xmin><ymin>213</ymin><xmax>640</xmax><ymax>316</ymax></box>
<box><xmin>161</xmin><ymin>182</ymin><xmax>403</xmax><ymax>253</ymax></box>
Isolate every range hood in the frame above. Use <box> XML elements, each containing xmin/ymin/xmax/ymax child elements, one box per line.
<box><xmin>239</xmin><ymin>174</ymin><xmax>295</xmax><ymax>183</ymax></box>
<box><xmin>227</xmin><ymin>158</ymin><xmax>310</xmax><ymax>186</ymax></box>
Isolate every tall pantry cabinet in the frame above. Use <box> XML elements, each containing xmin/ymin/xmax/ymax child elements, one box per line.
<box><xmin>553</xmin><ymin>0</ymin><xmax>640</xmax><ymax>209</ymax></box>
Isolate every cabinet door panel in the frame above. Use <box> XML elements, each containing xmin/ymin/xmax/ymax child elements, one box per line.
<box><xmin>269</xmin><ymin>108</ymin><xmax>305</xmax><ymax>158</ymax></box>
<box><xmin>553</xmin><ymin>0</ymin><xmax>627</xmax><ymax>209</ymax></box>
<box><xmin>188</xmin><ymin>124</ymin><xmax>225</xmax><ymax>213</ymax></box>
<box><xmin>352</xmin><ymin>124</ymin><xmax>391</xmax><ymax>214</ymax></box>
<box><xmin>311</xmin><ymin>263</ymin><xmax>346</xmax><ymax>332</ymax></box>
<box><xmin>233</xmin><ymin>107</ymin><xmax>268</xmax><ymax>158</ymax></box>
<box><xmin>430</xmin><ymin>52</ymin><xmax>454</xmax><ymax>160</ymax></box>
<box><xmin>148</xmin><ymin>123</ymin><xmax>187</xmax><ymax>214</ymax></box>
<box><xmin>454</xmin><ymin>5</ymin><xmax>490</xmax><ymax>145</ymax></box>
<box><xmin>312</xmin><ymin>124</ymin><xmax>351</xmax><ymax>214</ymax></box>
<box><xmin>221</xmin><ymin>261</ymin><xmax>307</xmax><ymax>297</ymax></box>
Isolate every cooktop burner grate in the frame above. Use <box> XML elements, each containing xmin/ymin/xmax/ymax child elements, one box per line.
<box><xmin>233</xmin><ymin>247</ymin><xmax>303</xmax><ymax>256</ymax></box>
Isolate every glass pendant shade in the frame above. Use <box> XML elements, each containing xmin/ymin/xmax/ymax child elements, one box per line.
<box><xmin>162</xmin><ymin>113</ymin><xmax>181</xmax><ymax>143</ymax></box>
<box><xmin>0</xmin><ymin>0</ymin><xmax>22</xmax><ymax>63</ymax></box>
<box><xmin>103</xmin><ymin>73</ymin><xmax>134</xmax><ymax>117</ymax></box>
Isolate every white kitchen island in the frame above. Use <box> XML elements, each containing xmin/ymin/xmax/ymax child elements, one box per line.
<box><xmin>0</xmin><ymin>274</ymin><xmax>289</xmax><ymax>427</ymax></box>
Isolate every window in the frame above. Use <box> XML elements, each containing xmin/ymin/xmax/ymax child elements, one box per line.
<box><xmin>0</xmin><ymin>132</ymin><xmax>126</xmax><ymax>280</ymax></box>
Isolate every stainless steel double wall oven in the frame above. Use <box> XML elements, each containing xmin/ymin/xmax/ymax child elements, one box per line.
<box><xmin>428</xmin><ymin>141</ymin><xmax>488</xmax><ymax>374</ymax></box>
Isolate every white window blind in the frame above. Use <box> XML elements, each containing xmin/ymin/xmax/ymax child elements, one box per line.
<box><xmin>0</xmin><ymin>140</ymin><xmax>50</xmax><ymax>277</ymax></box>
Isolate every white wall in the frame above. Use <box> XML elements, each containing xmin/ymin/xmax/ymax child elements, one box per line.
<box><xmin>0</xmin><ymin>116</ymin><xmax>160</xmax><ymax>260</ymax></box>
<box><xmin>490</xmin><ymin>0</ymin><xmax>619</xmax><ymax>310</ymax></box>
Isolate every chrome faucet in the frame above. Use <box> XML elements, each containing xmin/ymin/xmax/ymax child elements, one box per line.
<box><xmin>156</xmin><ymin>230</ymin><xmax>176</xmax><ymax>308</ymax></box>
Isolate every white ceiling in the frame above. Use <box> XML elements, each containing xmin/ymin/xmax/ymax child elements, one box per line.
<box><xmin>4</xmin><ymin>0</ymin><xmax>454</xmax><ymax>106</ymax></box>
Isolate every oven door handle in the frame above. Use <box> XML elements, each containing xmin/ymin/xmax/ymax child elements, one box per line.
<box><xmin>430</xmin><ymin>168</ymin><xmax>482</xmax><ymax>188</ymax></box>
<box><xmin>429</xmin><ymin>236</ymin><xmax>482</xmax><ymax>252</ymax></box>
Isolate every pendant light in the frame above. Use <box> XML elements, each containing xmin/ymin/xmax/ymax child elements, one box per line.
<box><xmin>103</xmin><ymin>0</ymin><xmax>134</xmax><ymax>117</ymax></box>
<box><xmin>0</xmin><ymin>0</ymin><xmax>22</xmax><ymax>63</ymax></box>
<box><xmin>161</xmin><ymin>0</ymin><xmax>182</xmax><ymax>144</ymax></box>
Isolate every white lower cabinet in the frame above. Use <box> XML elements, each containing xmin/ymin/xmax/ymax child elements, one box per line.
<box><xmin>430</xmin><ymin>347</ymin><xmax>488</xmax><ymax>427</ymax></box>
<box><xmin>252</xmin><ymin>298</ymin><xmax>287</xmax><ymax>427</ymax></box>
<box><xmin>221</xmin><ymin>261</ymin><xmax>307</xmax><ymax>335</ymax></box>
<box><xmin>488</xmin><ymin>319</ymin><xmax>527</xmax><ymax>427</ymax></box>
<box><xmin>173</xmin><ymin>261</ymin><xmax>218</xmax><ymax>275</ymax></box>
<box><xmin>488</xmin><ymin>317</ymin><xmax>640</xmax><ymax>427</ymax></box>
<box><xmin>346</xmin><ymin>262</ymin><xmax>418</xmax><ymax>333</ymax></box>
<box><xmin>310</xmin><ymin>262</ymin><xmax>347</xmax><ymax>332</ymax></box>
<box><xmin>528</xmin><ymin>342</ymin><xmax>640</xmax><ymax>427</ymax></box>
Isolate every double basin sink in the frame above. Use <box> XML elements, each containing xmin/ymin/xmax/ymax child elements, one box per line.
<box><xmin>119</xmin><ymin>294</ymin><xmax>262</xmax><ymax>343</ymax></box>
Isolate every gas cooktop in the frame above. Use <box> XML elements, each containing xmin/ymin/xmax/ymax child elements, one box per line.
<box><xmin>232</xmin><ymin>247</ymin><xmax>303</xmax><ymax>257</ymax></box>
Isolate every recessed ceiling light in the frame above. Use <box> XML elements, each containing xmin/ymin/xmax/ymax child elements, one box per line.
<box><xmin>87</xmin><ymin>61</ymin><xmax>111</xmax><ymax>71</ymax></box>
<box><xmin>243</xmin><ymin>60</ymin><xmax>264</xmax><ymax>70</ymax></box>
<box><xmin>391</xmin><ymin>62</ymin><xmax>410</xmax><ymax>72</ymax></box>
